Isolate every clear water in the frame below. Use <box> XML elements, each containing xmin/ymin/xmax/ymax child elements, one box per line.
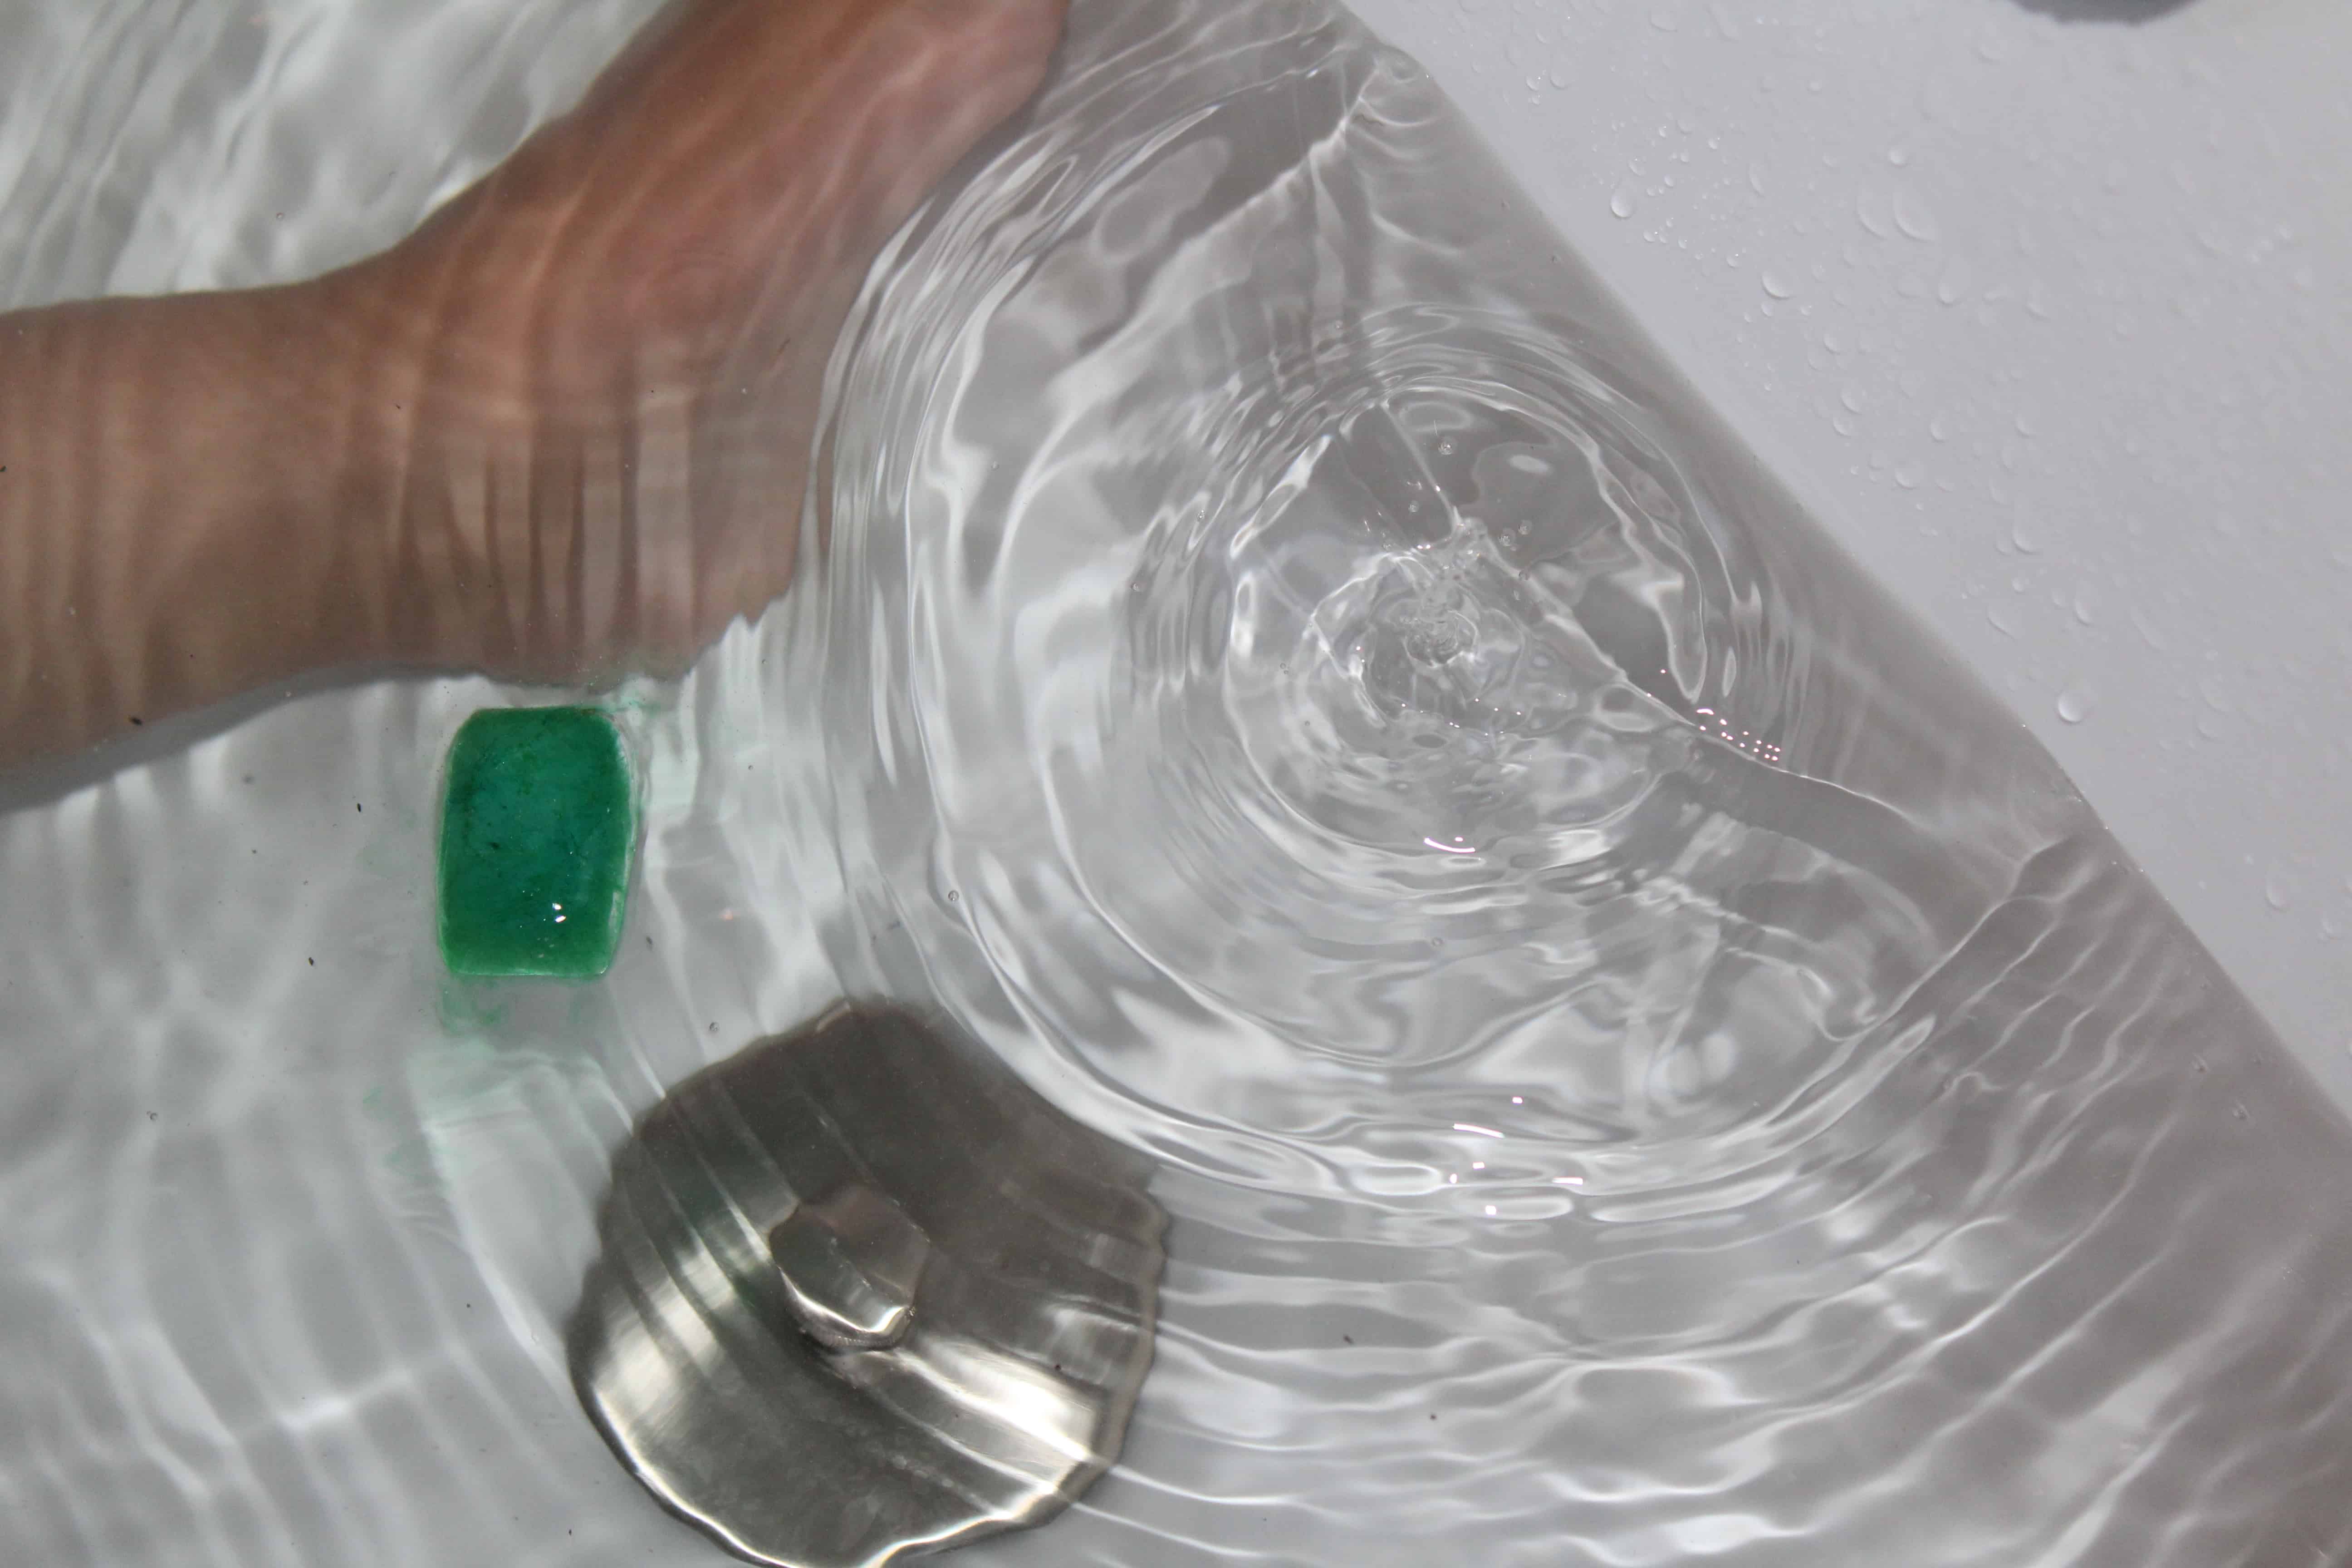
<box><xmin>6</xmin><ymin>1</ymin><xmax>2352</xmax><ymax>1566</ymax></box>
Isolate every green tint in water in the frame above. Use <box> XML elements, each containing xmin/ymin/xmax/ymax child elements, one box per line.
<box><xmin>437</xmin><ymin>707</ymin><xmax>632</xmax><ymax>978</ymax></box>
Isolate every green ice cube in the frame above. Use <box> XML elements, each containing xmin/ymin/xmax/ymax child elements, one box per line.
<box><xmin>437</xmin><ymin>707</ymin><xmax>634</xmax><ymax>978</ymax></box>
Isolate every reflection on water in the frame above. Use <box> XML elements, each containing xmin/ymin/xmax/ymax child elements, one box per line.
<box><xmin>790</xmin><ymin>1</ymin><xmax>2352</xmax><ymax>1563</ymax></box>
<box><xmin>2</xmin><ymin>1</ymin><xmax>2350</xmax><ymax>1566</ymax></box>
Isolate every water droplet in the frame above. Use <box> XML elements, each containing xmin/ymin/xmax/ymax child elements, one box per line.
<box><xmin>1936</xmin><ymin>255</ymin><xmax>1972</xmax><ymax>305</ymax></box>
<box><xmin>1893</xmin><ymin>186</ymin><xmax>1941</xmax><ymax>243</ymax></box>
<box><xmin>1609</xmin><ymin>186</ymin><xmax>1639</xmax><ymax>220</ymax></box>
<box><xmin>2056</xmin><ymin>684</ymin><xmax>2095</xmax><ymax>724</ymax></box>
<box><xmin>1856</xmin><ymin>190</ymin><xmax>1893</xmax><ymax>239</ymax></box>
<box><xmin>1760</xmin><ymin>270</ymin><xmax>1793</xmax><ymax>299</ymax></box>
<box><xmin>2264</xmin><ymin>866</ymin><xmax>2293</xmax><ymax>911</ymax></box>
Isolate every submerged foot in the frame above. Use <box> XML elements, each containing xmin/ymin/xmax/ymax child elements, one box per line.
<box><xmin>354</xmin><ymin>0</ymin><xmax>1069</xmax><ymax>680</ymax></box>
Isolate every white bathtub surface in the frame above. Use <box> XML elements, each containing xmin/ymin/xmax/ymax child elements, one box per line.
<box><xmin>1347</xmin><ymin>0</ymin><xmax>2352</xmax><ymax>1105</ymax></box>
<box><xmin>5</xmin><ymin>4</ymin><xmax>2352</xmax><ymax>1565</ymax></box>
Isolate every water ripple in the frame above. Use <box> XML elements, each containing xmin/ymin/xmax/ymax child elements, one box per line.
<box><xmin>788</xmin><ymin>1</ymin><xmax>2352</xmax><ymax>1563</ymax></box>
<box><xmin>3</xmin><ymin>0</ymin><xmax>2351</xmax><ymax>1563</ymax></box>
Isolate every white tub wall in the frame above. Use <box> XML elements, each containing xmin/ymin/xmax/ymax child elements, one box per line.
<box><xmin>1347</xmin><ymin>0</ymin><xmax>2352</xmax><ymax>1107</ymax></box>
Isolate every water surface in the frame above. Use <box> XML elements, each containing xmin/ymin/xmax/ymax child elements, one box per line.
<box><xmin>5</xmin><ymin>1</ymin><xmax>2352</xmax><ymax>1564</ymax></box>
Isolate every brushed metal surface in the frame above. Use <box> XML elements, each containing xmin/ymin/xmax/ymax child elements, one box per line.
<box><xmin>569</xmin><ymin>1005</ymin><xmax>1166</xmax><ymax>1567</ymax></box>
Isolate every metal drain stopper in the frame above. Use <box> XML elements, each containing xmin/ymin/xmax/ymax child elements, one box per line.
<box><xmin>568</xmin><ymin>1004</ymin><xmax>1165</xmax><ymax>1567</ymax></box>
